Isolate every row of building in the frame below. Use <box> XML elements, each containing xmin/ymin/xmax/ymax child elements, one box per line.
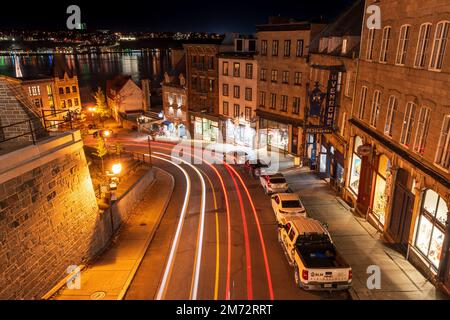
<box><xmin>161</xmin><ymin>0</ymin><xmax>450</xmax><ymax>294</ymax></box>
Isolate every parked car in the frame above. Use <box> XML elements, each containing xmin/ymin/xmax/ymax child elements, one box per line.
<box><xmin>260</xmin><ymin>173</ymin><xmax>289</xmax><ymax>195</ymax></box>
<box><xmin>244</xmin><ymin>159</ymin><xmax>269</xmax><ymax>177</ymax></box>
<box><xmin>278</xmin><ymin>216</ymin><xmax>352</xmax><ymax>291</ymax></box>
<box><xmin>271</xmin><ymin>193</ymin><xmax>307</xmax><ymax>225</ymax></box>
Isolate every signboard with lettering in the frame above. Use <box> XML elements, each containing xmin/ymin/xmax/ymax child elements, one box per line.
<box><xmin>305</xmin><ymin>126</ymin><xmax>334</xmax><ymax>134</ymax></box>
<box><xmin>324</xmin><ymin>71</ymin><xmax>339</xmax><ymax>128</ymax></box>
<box><xmin>309</xmin><ymin>82</ymin><xmax>325</xmax><ymax>117</ymax></box>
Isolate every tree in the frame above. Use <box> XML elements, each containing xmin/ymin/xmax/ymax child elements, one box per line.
<box><xmin>93</xmin><ymin>136</ymin><xmax>108</xmax><ymax>174</ymax></box>
<box><xmin>92</xmin><ymin>87</ymin><xmax>110</xmax><ymax>125</ymax></box>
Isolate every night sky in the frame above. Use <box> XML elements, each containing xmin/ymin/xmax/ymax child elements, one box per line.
<box><xmin>1</xmin><ymin>0</ymin><xmax>358</xmax><ymax>33</ymax></box>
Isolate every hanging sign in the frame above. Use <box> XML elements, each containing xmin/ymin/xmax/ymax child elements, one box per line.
<box><xmin>324</xmin><ymin>71</ymin><xmax>339</xmax><ymax>128</ymax></box>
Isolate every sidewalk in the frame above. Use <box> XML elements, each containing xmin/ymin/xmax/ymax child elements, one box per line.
<box><xmin>282</xmin><ymin>166</ymin><xmax>446</xmax><ymax>300</ymax></box>
<box><xmin>50</xmin><ymin>168</ymin><xmax>174</xmax><ymax>300</ymax></box>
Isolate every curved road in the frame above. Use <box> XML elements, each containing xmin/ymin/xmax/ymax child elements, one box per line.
<box><xmin>85</xmin><ymin>135</ymin><xmax>350</xmax><ymax>300</ymax></box>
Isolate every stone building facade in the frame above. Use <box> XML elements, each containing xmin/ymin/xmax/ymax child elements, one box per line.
<box><xmin>218</xmin><ymin>37</ymin><xmax>258</xmax><ymax>148</ymax></box>
<box><xmin>348</xmin><ymin>0</ymin><xmax>450</xmax><ymax>293</ymax></box>
<box><xmin>256</xmin><ymin>19</ymin><xmax>326</xmax><ymax>155</ymax></box>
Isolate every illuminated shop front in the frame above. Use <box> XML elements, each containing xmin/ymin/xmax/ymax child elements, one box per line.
<box><xmin>193</xmin><ymin>116</ymin><xmax>218</xmax><ymax>142</ymax></box>
<box><xmin>225</xmin><ymin>119</ymin><xmax>256</xmax><ymax>148</ymax></box>
<box><xmin>259</xmin><ymin>118</ymin><xmax>289</xmax><ymax>152</ymax></box>
<box><xmin>414</xmin><ymin>189</ymin><xmax>448</xmax><ymax>270</ymax></box>
<box><xmin>370</xmin><ymin>154</ymin><xmax>392</xmax><ymax>227</ymax></box>
<box><xmin>349</xmin><ymin>136</ymin><xmax>363</xmax><ymax>195</ymax></box>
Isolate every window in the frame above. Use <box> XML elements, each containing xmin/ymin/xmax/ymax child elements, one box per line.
<box><xmin>245</xmin><ymin>63</ymin><xmax>253</xmax><ymax>79</ymax></box>
<box><xmin>379</xmin><ymin>26</ymin><xmax>391</xmax><ymax>62</ymax></box>
<box><xmin>260</xmin><ymin>68</ymin><xmax>267</xmax><ymax>81</ymax></box>
<box><xmin>72</xmin><ymin>86</ymin><xmax>77</xmax><ymax>93</ymax></box>
<box><xmin>74</xmin><ymin>98</ymin><xmax>79</xmax><ymax>106</ymax></box>
<box><xmin>429</xmin><ymin>21</ymin><xmax>450</xmax><ymax>70</ymax></box>
<box><xmin>236</xmin><ymin>39</ymin><xmax>243</xmax><ymax>51</ymax></box>
<box><xmin>223</xmin><ymin>101</ymin><xmax>229</xmax><ymax>116</ymax></box>
<box><xmin>65</xmin><ymin>87</ymin><xmax>70</xmax><ymax>94</ymax></box>
<box><xmin>245</xmin><ymin>107</ymin><xmax>251</xmax><ymax>121</ymax></box>
<box><xmin>67</xmin><ymin>99</ymin><xmax>73</xmax><ymax>108</ymax></box>
<box><xmin>233</xmin><ymin>62</ymin><xmax>240</xmax><ymax>77</ymax></box>
<box><xmin>233</xmin><ymin>104</ymin><xmax>240</xmax><ymax>118</ymax></box>
<box><xmin>414</xmin><ymin>107</ymin><xmax>431</xmax><ymax>155</ymax></box>
<box><xmin>414</xmin><ymin>23</ymin><xmax>432</xmax><ymax>68</ymax></box>
<box><xmin>209</xmin><ymin>79</ymin><xmax>214</xmax><ymax>92</ymax></box>
<box><xmin>400</xmin><ymin>102</ymin><xmax>416</xmax><ymax>147</ymax></box>
<box><xmin>271</xmin><ymin>69</ymin><xmax>278</xmax><ymax>82</ymax></box>
<box><xmin>340</xmin><ymin>112</ymin><xmax>347</xmax><ymax>136</ymax></box>
<box><xmin>345</xmin><ymin>72</ymin><xmax>352</xmax><ymax>97</ymax></box>
<box><xmin>208</xmin><ymin>56</ymin><xmax>214</xmax><ymax>69</ymax></box>
<box><xmin>384</xmin><ymin>96</ymin><xmax>397</xmax><ymax>137</ymax></box>
<box><xmin>435</xmin><ymin>116</ymin><xmax>450</xmax><ymax>169</ymax></box>
<box><xmin>29</xmin><ymin>85</ymin><xmax>41</xmax><ymax>96</ymax></box>
<box><xmin>284</xmin><ymin>40</ymin><xmax>291</xmax><ymax>57</ymax></box>
<box><xmin>233</xmin><ymin>85</ymin><xmax>240</xmax><ymax>98</ymax></box>
<box><xmin>358</xmin><ymin>86</ymin><xmax>368</xmax><ymax>119</ymax></box>
<box><xmin>270</xmin><ymin>93</ymin><xmax>276</xmax><ymax>109</ymax></box>
<box><xmin>415</xmin><ymin>189</ymin><xmax>447</xmax><ymax>268</ymax></box>
<box><xmin>366</xmin><ymin>28</ymin><xmax>376</xmax><ymax>60</ymax></box>
<box><xmin>259</xmin><ymin>91</ymin><xmax>266</xmax><ymax>108</ymax></box>
<box><xmin>294</xmin><ymin>72</ymin><xmax>302</xmax><ymax>85</ymax></box>
<box><xmin>296</xmin><ymin>40</ymin><xmax>304</xmax><ymax>57</ymax></box>
<box><xmin>281</xmin><ymin>95</ymin><xmax>288</xmax><ymax>112</ymax></box>
<box><xmin>282</xmin><ymin>71</ymin><xmax>289</xmax><ymax>84</ymax></box>
<box><xmin>59</xmin><ymin>87</ymin><xmax>64</xmax><ymax>95</ymax></box>
<box><xmin>292</xmin><ymin>97</ymin><xmax>300</xmax><ymax>114</ymax></box>
<box><xmin>350</xmin><ymin>136</ymin><xmax>363</xmax><ymax>194</ymax></box>
<box><xmin>370</xmin><ymin>90</ymin><xmax>381</xmax><ymax>127</ymax></box>
<box><xmin>34</xmin><ymin>98</ymin><xmax>42</xmax><ymax>108</ymax></box>
<box><xmin>61</xmin><ymin>100</ymin><xmax>66</xmax><ymax>108</ymax></box>
<box><xmin>245</xmin><ymin>87</ymin><xmax>252</xmax><ymax>101</ymax></box>
<box><xmin>222</xmin><ymin>61</ymin><xmax>229</xmax><ymax>75</ymax></box>
<box><xmin>261</xmin><ymin>40</ymin><xmax>268</xmax><ymax>55</ymax></box>
<box><xmin>396</xmin><ymin>25</ymin><xmax>411</xmax><ymax>65</ymax></box>
<box><xmin>272</xmin><ymin>40</ymin><xmax>279</xmax><ymax>56</ymax></box>
<box><xmin>341</xmin><ymin>38</ymin><xmax>348</xmax><ymax>54</ymax></box>
<box><xmin>223</xmin><ymin>84</ymin><xmax>229</xmax><ymax>96</ymax></box>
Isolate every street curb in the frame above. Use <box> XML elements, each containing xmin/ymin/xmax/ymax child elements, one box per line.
<box><xmin>116</xmin><ymin>166</ymin><xmax>175</xmax><ymax>300</ymax></box>
<box><xmin>348</xmin><ymin>287</ymin><xmax>360</xmax><ymax>300</ymax></box>
<box><xmin>41</xmin><ymin>265</ymin><xmax>86</xmax><ymax>300</ymax></box>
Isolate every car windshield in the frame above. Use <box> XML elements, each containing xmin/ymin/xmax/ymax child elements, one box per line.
<box><xmin>270</xmin><ymin>178</ymin><xmax>286</xmax><ymax>184</ymax></box>
<box><xmin>282</xmin><ymin>200</ymin><xmax>302</xmax><ymax>208</ymax></box>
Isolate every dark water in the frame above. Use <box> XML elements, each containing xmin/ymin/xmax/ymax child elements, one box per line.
<box><xmin>0</xmin><ymin>50</ymin><xmax>172</xmax><ymax>104</ymax></box>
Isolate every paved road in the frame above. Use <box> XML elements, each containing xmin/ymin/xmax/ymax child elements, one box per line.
<box><xmin>85</xmin><ymin>135</ymin><xmax>350</xmax><ymax>300</ymax></box>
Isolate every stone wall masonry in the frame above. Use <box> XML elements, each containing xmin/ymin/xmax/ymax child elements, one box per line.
<box><xmin>0</xmin><ymin>146</ymin><xmax>105</xmax><ymax>299</ymax></box>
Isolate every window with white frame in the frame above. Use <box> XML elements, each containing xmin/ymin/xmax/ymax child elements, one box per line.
<box><xmin>342</xmin><ymin>38</ymin><xmax>348</xmax><ymax>55</ymax></box>
<box><xmin>413</xmin><ymin>107</ymin><xmax>431</xmax><ymax>155</ymax></box>
<box><xmin>396</xmin><ymin>25</ymin><xmax>411</xmax><ymax>65</ymax></box>
<box><xmin>366</xmin><ymin>28</ymin><xmax>376</xmax><ymax>60</ymax></box>
<box><xmin>281</xmin><ymin>95</ymin><xmax>288</xmax><ymax>112</ymax></box>
<box><xmin>358</xmin><ymin>86</ymin><xmax>368</xmax><ymax>119</ymax></box>
<box><xmin>233</xmin><ymin>104</ymin><xmax>240</xmax><ymax>118</ymax></box>
<box><xmin>270</xmin><ymin>93</ymin><xmax>276</xmax><ymax>109</ymax></box>
<box><xmin>384</xmin><ymin>95</ymin><xmax>397</xmax><ymax>137</ymax></box>
<box><xmin>429</xmin><ymin>21</ymin><xmax>450</xmax><ymax>71</ymax></box>
<box><xmin>223</xmin><ymin>101</ymin><xmax>229</xmax><ymax>116</ymax></box>
<box><xmin>435</xmin><ymin>115</ymin><xmax>450</xmax><ymax>169</ymax></box>
<box><xmin>259</xmin><ymin>91</ymin><xmax>266</xmax><ymax>108</ymax></box>
<box><xmin>370</xmin><ymin>90</ymin><xmax>381</xmax><ymax>127</ymax></box>
<box><xmin>414</xmin><ymin>23</ymin><xmax>432</xmax><ymax>68</ymax></box>
<box><xmin>379</xmin><ymin>26</ymin><xmax>391</xmax><ymax>63</ymax></box>
<box><xmin>345</xmin><ymin>72</ymin><xmax>352</xmax><ymax>97</ymax></box>
<box><xmin>400</xmin><ymin>102</ymin><xmax>416</xmax><ymax>147</ymax></box>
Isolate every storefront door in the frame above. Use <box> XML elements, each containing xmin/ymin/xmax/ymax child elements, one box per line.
<box><xmin>388</xmin><ymin>169</ymin><xmax>414</xmax><ymax>254</ymax></box>
<box><xmin>356</xmin><ymin>156</ymin><xmax>372</xmax><ymax>216</ymax></box>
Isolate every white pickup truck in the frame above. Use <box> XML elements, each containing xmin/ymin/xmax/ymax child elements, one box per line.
<box><xmin>278</xmin><ymin>216</ymin><xmax>352</xmax><ymax>291</ymax></box>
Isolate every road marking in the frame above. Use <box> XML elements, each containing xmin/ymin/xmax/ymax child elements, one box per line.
<box><xmin>198</xmin><ymin>168</ymin><xmax>220</xmax><ymax>300</ymax></box>
<box><xmin>225</xmin><ymin>164</ymin><xmax>275</xmax><ymax>300</ymax></box>
<box><xmin>152</xmin><ymin>154</ymin><xmax>191</xmax><ymax>300</ymax></box>
<box><xmin>225</xmin><ymin>165</ymin><xmax>253</xmax><ymax>300</ymax></box>
<box><xmin>153</xmin><ymin>152</ymin><xmax>206</xmax><ymax>301</ymax></box>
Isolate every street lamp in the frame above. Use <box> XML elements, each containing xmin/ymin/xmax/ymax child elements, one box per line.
<box><xmin>102</xmin><ymin>129</ymin><xmax>111</xmax><ymax>138</ymax></box>
<box><xmin>111</xmin><ymin>162</ymin><xmax>122</xmax><ymax>175</ymax></box>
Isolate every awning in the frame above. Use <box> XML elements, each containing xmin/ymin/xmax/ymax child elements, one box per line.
<box><xmin>256</xmin><ymin>110</ymin><xmax>304</xmax><ymax>127</ymax></box>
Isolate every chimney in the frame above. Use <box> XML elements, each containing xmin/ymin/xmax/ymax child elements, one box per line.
<box><xmin>141</xmin><ymin>79</ymin><xmax>151</xmax><ymax>112</ymax></box>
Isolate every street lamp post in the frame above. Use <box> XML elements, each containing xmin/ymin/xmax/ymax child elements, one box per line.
<box><xmin>147</xmin><ymin>135</ymin><xmax>153</xmax><ymax>166</ymax></box>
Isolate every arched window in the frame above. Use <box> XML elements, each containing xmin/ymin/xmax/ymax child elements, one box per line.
<box><xmin>414</xmin><ymin>189</ymin><xmax>448</xmax><ymax>268</ymax></box>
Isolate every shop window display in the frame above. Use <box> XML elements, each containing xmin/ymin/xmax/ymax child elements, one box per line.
<box><xmin>350</xmin><ymin>136</ymin><xmax>363</xmax><ymax>194</ymax></box>
<box><xmin>372</xmin><ymin>154</ymin><xmax>392</xmax><ymax>226</ymax></box>
<box><xmin>415</xmin><ymin>189</ymin><xmax>448</xmax><ymax>269</ymax></box>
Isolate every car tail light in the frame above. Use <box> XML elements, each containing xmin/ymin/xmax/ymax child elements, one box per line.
<box><xmin>348</xmin><ymin>270</ymin><xmax>352</xmax><ymax>280</ymax></box>
<box><xmin>302</xmin><ymin>270</ymin><xmax>308</xmax><ymax>281</ymax></box>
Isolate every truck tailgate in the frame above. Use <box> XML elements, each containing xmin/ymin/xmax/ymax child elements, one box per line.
<box><xmin>308</xmin><ymin>268</ymin><xmax>350</xmax><ymax>283</ymax></box>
